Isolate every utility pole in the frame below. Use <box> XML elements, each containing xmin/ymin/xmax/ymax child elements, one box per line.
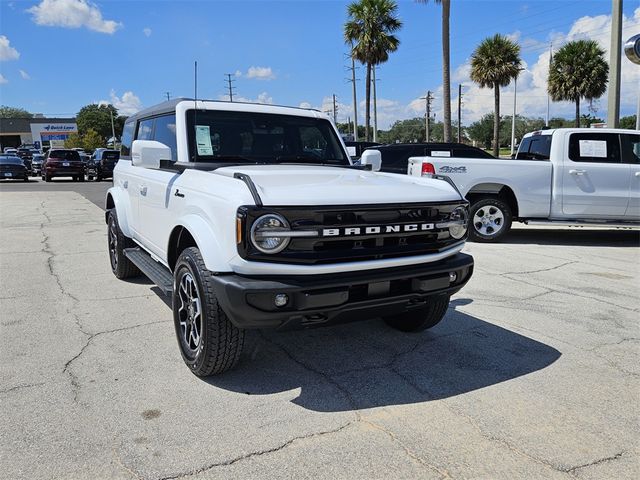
<box><xmin>607</xmin><ymin>0</ymin><xmax>623</xmax><ymax>128</ymax></box>
<box><xmin>332</xmin><ymin>94</ymin><xmax>338</xmax><ymax>123</ymax></box>
<box><xmin>164</xmin><ymin>92</ymin><xmax>171</xmax><ymax>101</ymax></box>
<box><xmin>109</xmin><ymin>107</ymin><xmax>116</xmax><ymax>149</ymax></box>
<box><xmin>372</xmin><ymin>66</ymin><xmax>378</xmax><ymax>142</ymax></box>
<box><xmin>225</xmin><ymin>73</ymin><xmax>236</xmax><ymax>102</ymax></box>
<box><xmin>457</xmin><ymin>84</ymin><xmax>462</xmax><ymax>143</ymax></box>
<box><xmin>347</xmin><ymin>51</ymin><xmax>359</xmax><ymax>141</ymax></box>
<box><xmin>511</xmin><ymin>76</ymin><xmax>518</xmax><ymax>157</ymax></box>
<box><xmin>546</xmin><ymin>43</ymin><xmax>552</xmax><ymax>127</ymax></box>
<box><xmin>420</xmin><ymin>91</ymin><xmax>434</xmax><ymax>142</ymax></box>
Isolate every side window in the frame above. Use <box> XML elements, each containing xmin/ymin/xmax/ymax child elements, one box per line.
<box><xmin>152</xmin><ymin>114</ymin><xmax>178</xmax><ymax>161</ymax></box>
<box><xmin>568</xmin><ymin>133</ymin><xmax>621</xmax><ymax>163</ymax></box>
<box><xmin>380</xmin><ymin>148</ymin><xmax>411</xmax><ymax>173</ymax></box>
<box><xmin>136</xmin><ymin>118</ymin><xmax>154</xmax><ymax>141</ymax></box>
<box><xmin>515</xmin><ymin>138</ymin><xmax>532</xmax><ymax>159</ymax></box>
<box><xmin>621</xmin><ymin>134</ymin><xmax>640</xmax><ymax>164</ymax></box>
<box><xmin>120</xmin><ymin>121</ymin><xmax>135</xmax><ymax>158</ymax></box>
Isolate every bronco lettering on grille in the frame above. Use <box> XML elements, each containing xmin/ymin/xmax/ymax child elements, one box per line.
<box><xmin>322</xmin><ymin>223</ymin><xmax>435</xmax><ymax>237</ymax></box>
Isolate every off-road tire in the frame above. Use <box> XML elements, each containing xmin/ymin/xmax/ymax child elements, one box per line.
<box><xmin>44</xmin><ymin>174</ymin><xmax>51</xmax><ymax>182</ymax></box>
<box><xmin>468</xmin><ymin>197</ymin><xmax>513</xmax><ymax>243</ymax></box>
<box><xmin>96</xmin><ymin>173</ymin><xmax>102</xmax><ymax>182</ymax></box>
<box><xmin>384</xmin><ymin>295</ymin><xmax>450</xmax><ymax>332</ymax></box>
<box><xmin>107</xmin><ymin>209</ymin><xmax>140</xmax><ymax>279</ymax></box>
<box><xmin>173</xmin><ymin>247</ymin><xmax>245</xmax><ymax>376</ymax></box>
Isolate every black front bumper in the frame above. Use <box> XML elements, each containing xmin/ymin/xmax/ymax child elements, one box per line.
<box><xmin>212</xmin><ymin>253</ymin><xmax>473</xmax><ymax>330</ymax></box>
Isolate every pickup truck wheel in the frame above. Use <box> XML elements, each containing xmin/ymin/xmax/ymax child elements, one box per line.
<box><xmin>173</xmin><ymin>247</ymin><xmax>245</xmax><ymax>376</ymax></box>
<box><xmin>384</xmin><ymin>295</ymin><xmax>450</xmax><ymax>332</ymax></box>
<box><xmin>107</xmin><ymin>210</ymin><xmax>141</xmax><ymax>279</ymax></box>
<box><xmin>469</xmin><ymin>197</ymin><xmax>512</xmax><ymax>242</ymax></box>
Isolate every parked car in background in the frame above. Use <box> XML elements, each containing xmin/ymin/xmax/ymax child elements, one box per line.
<box><xmin>0</xmin><ymin>155</ymin><xmax>29</xmax><ymax>181</ymax></box>
<box><xmin>42</xmin><ymin>149</ymin><xmax>86</xmax><ymax>182</ymax></box>
<box><xmin>88</xmin><ymin>149</ymin><xmax>119</xmax><ymax>181</ymax></box>
<box><xmin>406</xmin><ymin>128</ymin><xmax>640</xmax><ymax>241</ymax></box>
<box><xmin>16</xmin><ymin>148</ymin><xmax>34</xmax><ymax>175</ymax></box>
<box><xmin>31</xmin><ymin>154</ymin><xmax>44</xmax><ymax>176</ymax></box>
<box><xmin>3</xmin><ymin>148</ymin><xmax>18</xmax><ymax>156</ymax></box>
<box><xmin>371</xmin><ymin>143</ymin><xmax>495</xmax><ymax>175</ymax></box>
<box><xmin>344</xmin><ymin>141</ymin><xmax>381</xmax><ymax>160</ymax></box>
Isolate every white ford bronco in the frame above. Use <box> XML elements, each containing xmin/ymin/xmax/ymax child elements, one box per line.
<box><xmin>106</xmin><ymin>99</ymin><xmax>474</xmax><ymax>375</ymax></box>
<box><xmin>406</xmin><ymin>128</ymin><xmax>640</xmax><ymax>242</ymax></box>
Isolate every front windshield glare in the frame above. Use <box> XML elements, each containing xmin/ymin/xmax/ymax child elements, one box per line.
<box><xmin>186</xmin><ymin>110</ymin><xmax>349</xmax><ymax>165</ymax></box>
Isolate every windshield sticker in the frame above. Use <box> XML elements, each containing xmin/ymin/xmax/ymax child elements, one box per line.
<box><xmin>431</xmin><ymin>151</ymin><xmax>451</xmax><ymax>157</ymax></box>
<box><xmin>579</xmin><ymin>140</ymin><xmax>607</xmax><ymax>158</ymax></box>
<box><xmin>195</xmin><ymin>125</ymin><xmax>214</xmax><ymax>155</ymax></box>
<box><xmin>346</xmin><ymin>146</ymin><xmax>357</xmax><ymax>156</ymax></box>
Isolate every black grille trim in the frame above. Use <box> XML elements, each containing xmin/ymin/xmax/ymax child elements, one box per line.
<box><xmin>238</xmin><ymin>201</ymin><xmax>468</xmax><ymax>265</ymax></box>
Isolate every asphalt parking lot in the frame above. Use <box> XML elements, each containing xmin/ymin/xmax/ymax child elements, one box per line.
<box><xmin>1</xmin><ymin>179</ymin><xmax>639</xmax><ymax>480</ymax></box>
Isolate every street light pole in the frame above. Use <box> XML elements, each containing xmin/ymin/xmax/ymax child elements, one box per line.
<box><xmin>110</xmin><ymin>108</ymin><xmax>116</xmax><ymax>150</ymax></box>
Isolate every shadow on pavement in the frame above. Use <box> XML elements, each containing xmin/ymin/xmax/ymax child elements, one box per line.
<box><xmin>203</xmin><ymin>299</ymin><xmax>561</xmax><ymax>412</ymax></box>
<box><xmin>503</xmin><ymin>228</ymin><xmax>639</xmax><ymax>247</ymax></box>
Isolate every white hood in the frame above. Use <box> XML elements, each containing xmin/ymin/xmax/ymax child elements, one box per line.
<box><xmin>213</xmin><ymin>165</ymin><xmax>462</xmax><ymax>206</ymax></box>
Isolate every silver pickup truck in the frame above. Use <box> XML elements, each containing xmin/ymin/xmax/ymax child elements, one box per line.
<box><xmin>400</xmin><ymin>128</ymin><xmax>640</xmax><ymax>241</ymax></box>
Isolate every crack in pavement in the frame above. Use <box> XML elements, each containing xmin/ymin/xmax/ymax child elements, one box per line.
<box><xmin>62</xmin><ymin>320</ymin><xmax>168</xmax><ymax>403</ymax></box>
<box><xmin>156</xmin><ymin>422</ymin><xmax>354</xmax><ymax>480</ymax></box>
<box><xmin>564</xmin><ymin>451</ymin><xmax>626</xmax><ymax>476</ymax></box>
<box><xmin>500</xmin><ymin>261</ymin><xmax>578</xmax><ymax>276</ymax></box>
<box><xmin>0</xmin><ymin>382</ymin><xmax>46</xmax><ymax>395</ymax></box>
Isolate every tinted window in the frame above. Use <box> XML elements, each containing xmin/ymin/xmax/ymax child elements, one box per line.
<box><xmin>568</xmin><ymin>133</ymin><xmax>621</xmax><ymax>163</ymax></box>
<box><xmin>120</xmin><ymin>121</ymin><xmax>135</xmax><ymax>158</ymax></box>
<box><xmin>516</xmin><ymin>135</ymin><xmax>552</xmax><ymax>160</ymax></box>
<box><xmin>379</xmin><ymin>147</ymin><xmax>412</xmax><ymax>173</ymax></box>
<box><xmin>48</xmin><ymin>150</ymin><xmax>81</xmax><ymax>161</ymax></box>
<box><xmin>621</xmin><ymin>134</ymin><xmax>640</xmax><ymax>164</ymax></box>
<box><xmin>185</xmin><ymin>110</ymin><xmax>348</xmax><ymax>165</ymax></box>
<box><xmin>152</xmin><ymin>114</ymin><xmax>177</xmax><ymax>161</ymax></box>
<box><xmin>452</xmin><ymin>147</ymin><xmax>495</xmax><ymax>159</ymax></box>
<box><xmin>102</xmin><ymin>151</ymin><xmax>120</xmax><ymax>161</ymax></box>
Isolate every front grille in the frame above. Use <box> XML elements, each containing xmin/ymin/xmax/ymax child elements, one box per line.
<box><xmin>238</xmin><ymin>202</ymin><xmax>467</xmax><ymax>265</ymax></box>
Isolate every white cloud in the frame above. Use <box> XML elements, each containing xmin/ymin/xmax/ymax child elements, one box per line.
<box><xmin>19</xmin><ymin>69</ymin><xmax>30</xmax><ymax>80</ymax></box>
<box><xmin>28</xmin><ymin>0</ymin><xmax>122</xmax><ymax>34</ymax></box>
<box><xmin>217</xmin><ymin>92</ymin><xmax>273</xmax><ymax>104</ymax></box>
<box><xmin>0</xmin><ymin>74</ymin><xmax>8</xmax><ymax>84</ymax></box>
<box><xmin>99</xmin><ymin>90</ymin><xmax>142</xmax><ymax>116</ymax></box>
<box><xmin>143</xmin><ymin>27</ymin><xmax>152</xmax><ymax>37</ymax></box>
<box><xmin>245</xmin><ymin>66</ymin><xmax>276</xmax><ymax>80</ymax></box>
<box><xmin>0</xmin><ymin>35</ymin><xmax>20</xmax><ymax>61</ymax></box>
<box><xmin>234</xmin><ymin>70</ymin><xmax>242</xmax><ymax>77</ymax></box>
<box><xmin>298</xmin><ymin>102</ymin><xmax>313</xmax><ymax>109</ymax></box>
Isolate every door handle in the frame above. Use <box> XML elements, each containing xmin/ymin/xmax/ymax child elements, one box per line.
<box><xmin>139</xmin><ymin>185</ymin><xmax>147</xmax><ymax>196</ymax></box>
<box><xmin>569</xmin><ymin>169</ymin><xmax>586</xmax><ymax>176</ymax></box>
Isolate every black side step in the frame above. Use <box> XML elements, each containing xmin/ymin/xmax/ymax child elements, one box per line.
<box><xmin>124</xmin><ymin>247</ymin><xmax>173</xmax><ymax>296</ymax></box>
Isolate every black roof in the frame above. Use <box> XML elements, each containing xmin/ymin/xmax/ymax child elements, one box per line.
<box><xmin>376</xmin><ymin>142</ymin><xmax>476</xmax><ymax>149</ymax></box>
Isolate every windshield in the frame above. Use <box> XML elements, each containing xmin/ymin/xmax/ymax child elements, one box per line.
<box><xmin>186</xmin><ymin>110</ymin><xmax>349</xmax><ymax>166</ymax></box>
<box><xmin>102</xmin><ymin>151</ymin><xmax>119</xmax><ymax>160</ymax></box>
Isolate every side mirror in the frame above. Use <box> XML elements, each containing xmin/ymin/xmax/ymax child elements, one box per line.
<box><xmin>131</xmin><ymin>140</ymin><xmax>171</xmax><ymax>169</ymax></box>
<box><xmin>360</xmin><ymin>149</ymin><xmax>382</xmax><ymax>172</ymax></box>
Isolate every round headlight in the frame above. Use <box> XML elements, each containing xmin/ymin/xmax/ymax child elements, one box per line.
<box><xmin>250</xmin><ymin>214</ymin><xmax>291</xmax><ymax>254</ymax></box>
<box><xmin>449</xmin><ymin>206</ymin><xmax>469</xmax><ymax>239</ymax></box>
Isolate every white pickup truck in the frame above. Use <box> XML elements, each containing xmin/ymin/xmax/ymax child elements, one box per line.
<box><xmin>403</xmin><ymin>128</ymin><xmax>640</xmax><ymax>241</ymax></box>
<box><xmin>106</xmin><ymin>99</ymin><xmax>474</xmax><ymax>375</ymax></box>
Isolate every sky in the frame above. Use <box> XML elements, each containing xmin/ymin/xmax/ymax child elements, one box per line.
<box><xmin>0</xmin><ymin>0</ymin><xmax>639</xmax><ymax>129</ymax></box>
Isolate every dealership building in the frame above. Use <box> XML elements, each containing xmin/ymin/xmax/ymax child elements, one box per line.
<box><xmin>0</xmin><ymin>117</ymin><xmax>77</xmax><ymax>150</ymax></box>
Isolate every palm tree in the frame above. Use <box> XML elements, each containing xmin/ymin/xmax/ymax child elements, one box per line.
<box><xmin>345</xmin><ymin>0</ymin><xmax>402</xmax><ymax>141</ymax></box>
<box><xmin>470</xmin><ymin>34</ymin><xmax>522</xmax><ymax>157</ymax></box>
<box><xmin>548</xmin><ymin>40</ymin><xmax>608</xmax><ymax>128</ymax></box>
<box><xmin>416</xmin><ymin>0</ymin><xmax>451</xmax><ymax>142</ymax></box>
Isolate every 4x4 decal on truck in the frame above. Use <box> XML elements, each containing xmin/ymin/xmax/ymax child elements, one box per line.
<box><xmin>439</xmin><ymin>165</ymin><xmax>467</xmax><ymax>174</ymax></box>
